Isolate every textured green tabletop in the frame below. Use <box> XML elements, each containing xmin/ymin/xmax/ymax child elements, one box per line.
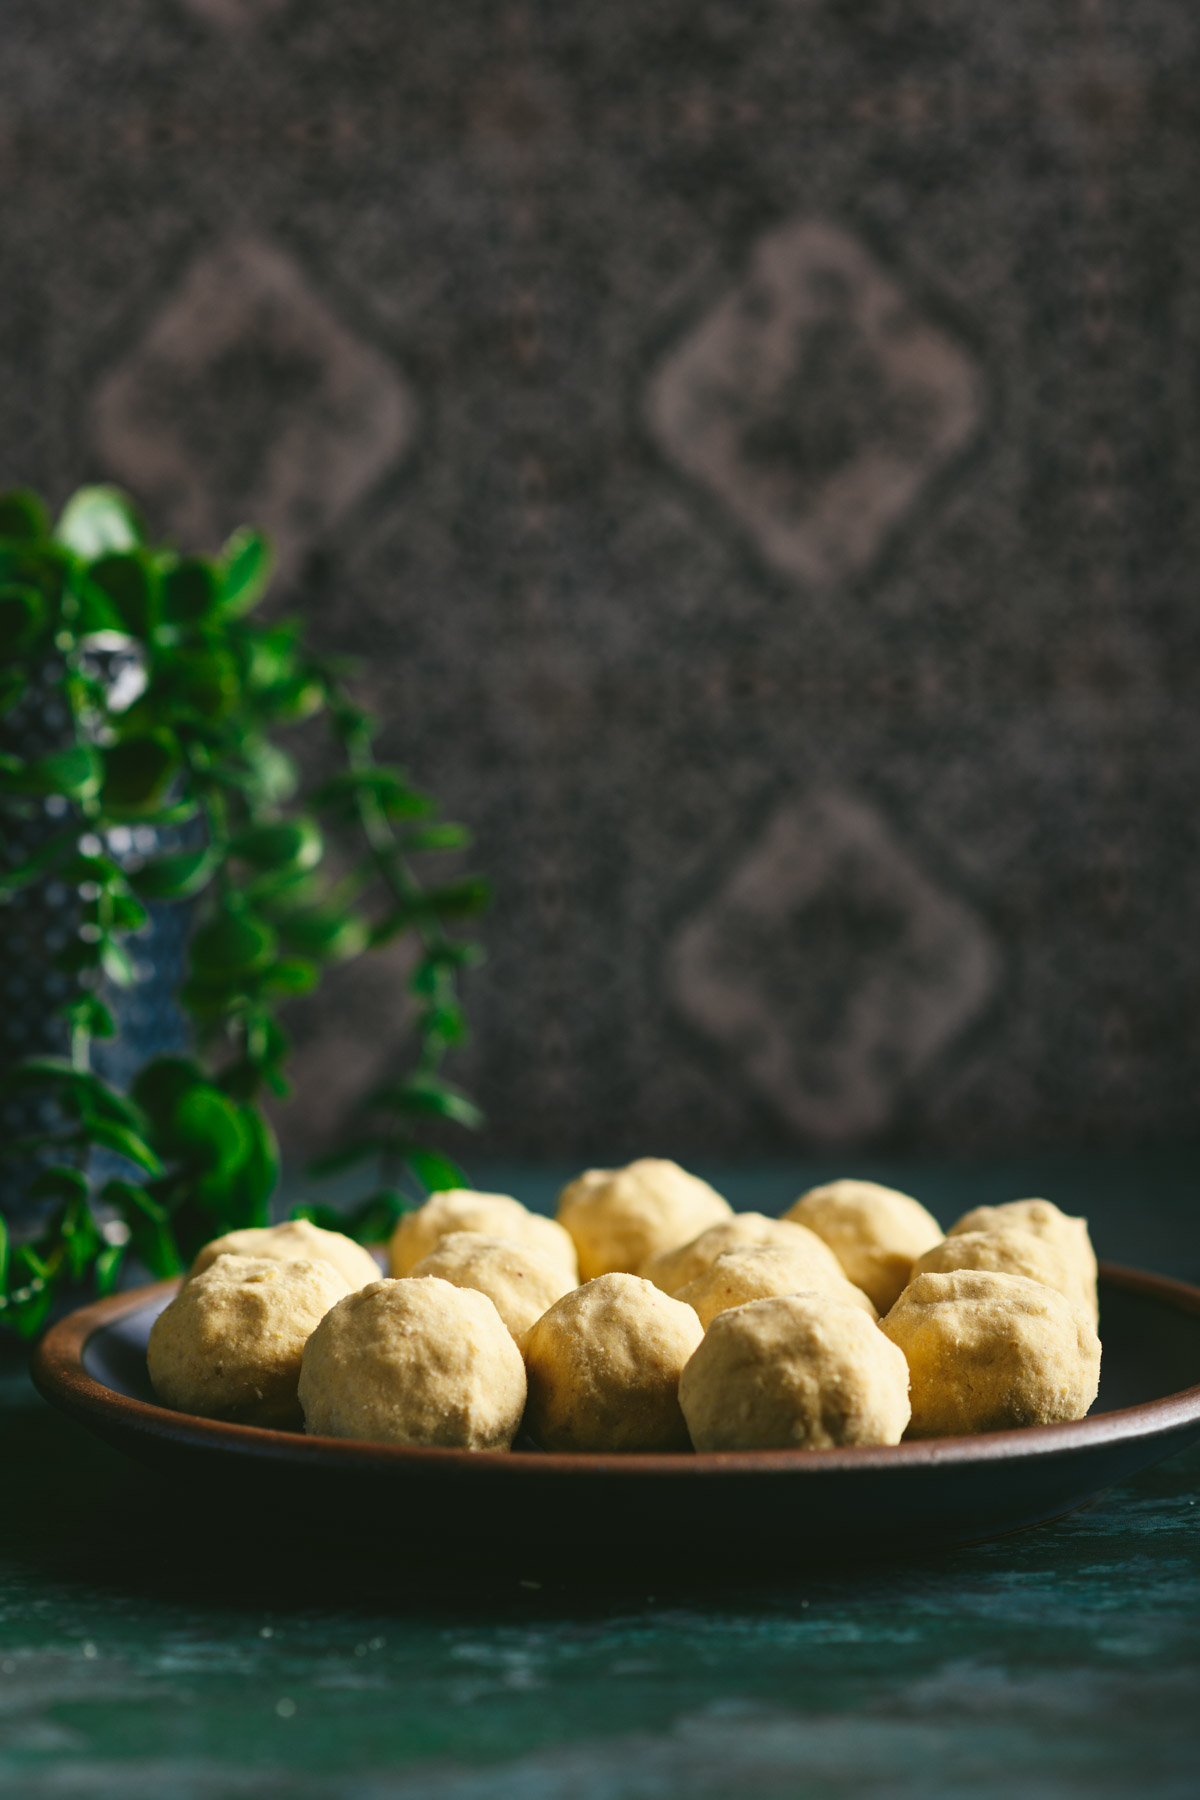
<box><xmin>3</xmin><ymin>1156</ymin><xmax>1199</xmax><ymax>1799</ymax></box>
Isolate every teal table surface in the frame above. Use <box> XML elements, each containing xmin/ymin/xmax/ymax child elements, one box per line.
<box><xmin>3</xmin><ymin>1155</ymin><xmax>1200</xmax><ymax>1800</ymax></box>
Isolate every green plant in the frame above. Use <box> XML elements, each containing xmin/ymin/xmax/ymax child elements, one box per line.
<box><xmin>0</xmin><ymin>484</ymin><xmax>489</xmax><ymax>1337</ymax></box>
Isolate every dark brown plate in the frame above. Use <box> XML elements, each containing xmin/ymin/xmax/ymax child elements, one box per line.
<box><xmin>31</xmin><ymin>1263</ymin><xmax>1200</xmax><ymax>1565</ymax></box>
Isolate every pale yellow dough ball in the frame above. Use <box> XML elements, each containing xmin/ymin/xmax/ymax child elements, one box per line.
<box><xmin>911</xmin><ymin>1227</ymin><xmax>1077</xmax><ymax>1311</ymax></box>
<box><xmin>523</xmin><ymin>1272</ymin><xmax>704</xmax><ymax>1451</ymax></box>
<box><xmin>677</xmin><ymin>1244</ymin><xmax>878</xmax><ymax>1327</ymax></box>
<box><xmin>556</xmin><ymin>1159</ymin><xmax>732</xmax><ymax>1281</ymax></box>
<box><xmin>640</xmin><ymin>1212</ymin><xmax>847</xmax><ymax>1296</ymax></box>
<box><xmin>148</xmin><ymin>1254</ymin><xmax>351</xmax><ymax>1428</ymax></box>
<box><xmin>408</xmin><ymin>1231</ymin><xmax>575</xmax><ymax>1345</ymax></box>
<box><xmin>783</xmin><ymin>1180</ymin><xmax>943</xmax><ymax>1313</ymax></box>
<box><xmin>949</xmin><ymin>1198</ymin><xmax>1098</xmax><ymax>1324</ymax></box>
<box><xmin>189</xmin><ymin>1218</ymin><xmax>380</xmax><ymax>1291</ymax></box>
<box><xmin>388</xmin><ymin>1190</ymin><xmax>578</xmax><ymax>1283</ymax></box>
<box><xmin>679</xmin><ymin>1293</ymin><xmax>911</xmax><ymax>1452</ymax></box>
<box><xmin>299</xmin><ymin>1277</ymin><xmax>526</xmax><ymax>1450</ymax></box>
<box><xmin>881</xmin><ymin>1269</ymin><xmax>1101</xmax><ymax>1437</ymax></box>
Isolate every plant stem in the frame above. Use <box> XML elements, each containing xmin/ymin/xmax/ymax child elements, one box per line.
<box><xmin>327</xmin><ymin>687</ymin><xmax>451</xmax><ymax>1078</ymax></box>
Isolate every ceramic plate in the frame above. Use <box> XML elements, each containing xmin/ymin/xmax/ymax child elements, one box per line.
<box><xmin>31</xmin><ymin>1263</ymin><xmax>1200</xmax><ymax>1565</ymax></box>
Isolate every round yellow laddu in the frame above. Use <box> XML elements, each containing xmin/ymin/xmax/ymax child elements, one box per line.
<box><xmin>783</xmin><ymin>1180</ymin><xmax>943</xmax><ymax>1313</ymax></box>
<box><xmin>388</xmin><ymin>1190</ymin><xmax>578</xmax><ymax>1283</ymax></box>
<box><xmin>911</xmin><ymin>1227</ymin><xmax>1077</xmax><ymax>1311</ymax></box>
<box><xmin>148</xmin><ymin>1253</ymin><xmax>351</xmax><ymax>1428</ymax></box>
<box><xmin>408</xmin><ymin>1230</ymin><xmax>575</xmax><ymax>1345</ymax></box>
<box><xmin>679</xmin><ymin>1292</ymin><xmax>911</xmax><ymax>1452</ymax></box>
<box><xmin>676</xmin><ymin>1244</ymin><xmax>878</xmax><ymax>1327</ymax></box>
<box><xmin>881</xmin><ymin>1269</ymin><xmax>1101</xmax><ymax>1437</ymax></box>
<box><xmin>522</xmin><ymin>1272</ymin><xmax>704</xmax><ymax>1451</ymax></box>
<box><xmin>189</xmin><ymin>1218</ymin><xmax>380</xmax><ymax>1291</ymax></box>
<box><xmin>299</xmin><ymin>1277</ymin><xmax>526</xmax><ymax>1450</ymax></box>
<box><xmin>639</xmin><ymin>1212</ymin><xmax>847</xmax><ymax>1296</ymax></box>
<box><xmin>556</xmin><ymin>1159</ymin><xmax>732</xmax><ymax>1281</ymax></box>
<box><xmin>948</xmin><ymin>1198</ymin><xmax>1098</xmax><ymax>1324</ymax></box>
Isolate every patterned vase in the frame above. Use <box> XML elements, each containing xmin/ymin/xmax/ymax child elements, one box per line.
<box><xmin>0</xmin><ymin>653</ymin><xmax>190</xmax><ymax>1227</ymax></box>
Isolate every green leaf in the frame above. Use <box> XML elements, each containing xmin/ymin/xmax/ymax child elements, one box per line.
<box><xmin>156</xmin><ymin>646</ymin><xmax>240</xmax><ymax>720</ymax></box>
<box><xmin>0</xmin><ymin>488</ymin><xmax>51</xmax><ymax>542</ymax></box>
<box><xmin>277</xmin><ymin>909</ymin><xmax>369</xmax><ymax>963</ymax></box>
<box><xmin>58</xmin><ymin>995</ymin><xmax>116</xmax><ymax>1039</ymax></box>
<box><xmin>109</xmin><ymin>892</ymin><xmax>148</xmax><ymax>932</ymax></box>
<box><xmin>72</xmin><ymin>576</ymin><xmax>127</xmax><ymax>635</ymax></box>
<box><xmin>101</xmin><ymin>1180</ymin><xmax>182</xmax><ymax>1278</ymax></box>
<box><xmin>0</xmin><ymin>541</ymin><xmax>68</xmax><ymax>607</ymax></box>
<box><xmin>100</xmin><ymin>936</ymin><xmax>139</xmax><ymax>987</ymax></box>
<box><xmin>61</xmin><ymin>851</ymin><xmax>124</xmax><ymax>886</ymax></box>
<box><xmin>173</xmin><ymin>1084</ymin><xmax>251</xmax><ymax>1178</ymax></box>
<box><xmin>226</xmin><ymin>1107</ymin><xmax>279</xmax><ymax>1226</ymax></box>
<box><xmin>229</xmin><ymin>817</ymin><xmax>323</xmax><ymax>874</ymax></box>
<box><xmin>289</xmin><ymin>1201</ymin><xmax>348</xmax><ymax>1233</ymax></box>
<box><xmin>61</xmin><ymin>1204</ymin><xmax>103</xmax><ymax>1279</ymax></box>
<box><xmin>312</xmin><ymin>768</ymin><xmax>432</xmax><ymax>820</ymax></box>
<box><xmin>418</xmin><ymin>1004</ymin><xmax>468</xmax><ymax>1047</ymax></box>
<box><xmin>425</xmin><ymin>877</ymin><xmax>491</xmax><ymax>920</ymax></box>
<box><xmin>411</xmin><ymin>960</ymin><xmax>448</xmax><ymax>997</ymax></box>
<box><xmin>189</xmin><ymin>908</ymin><xmax>277</xmax><ymax>981</ymax></box>
<box><xmin>237</xmin><ymin>1012</ymin><xmax>291</xmax><ymax>1093</ymax></box>
<box><xmin>371</xmin><ymin>889</ymin><xmax>488</xmax><ymax>950</ymax></box>
<box><xmin>55</xmin><ymin>486</ymin><xmax>144</xmax><ymax>559</ymax></box>
<box><xmin>245</xmin><ymin>628</ymin><xmax>297</xmax><ymax>692</ymax></box>
<box><xmin>161</xmin><ymin>558</ymin><xmax>218</xmax><ymax>626</ymax></box>
<box><xmin>248</xmin><ymin>867</ymin><xmax>325</xmax><ymax>913</ymax></box>
<box><xmin>102</xmin><ymin>1177</ymin><xmax>167</xmax><ymax>1222</ymax></box>
<box><xmin>0</xmin><ymin>1213</ymin><xmax>9</xmax><ymax>1292</ymax></box>
<box><xmin>0</xmin><ymin>583</ymin><xmax>48</xmax><ymax>654</ymax></box>
<box><xmin>94</xmin><ymin>1243</ymin><xmax>125</xmax><ymax>1296</ymax></box>
<box><xmin>82</xmin><ymin>552</ymin><xmax>158</xmax><ymax>639</ymax></box>
<box><xmin>86</xmin><ymin>1118</ymin><xmax>164</xmax><ymax>1175</ymax></box>
<box><xmin>0</xmin><ymin>668</ymin><xmax>27</xmax><ymax>714</ymax></box>
<box><xmin>349</xmin><ymin>1187</ymin><xmax>416</xmax><ymax>1241</ymax></box>
<box><xmin>131</xmin><ymin>1057</ymin><xmax>206</xmax><ymax>1139</ymax></box>
<box><xmin>366</xmin><ymin>907</ymin><xmax>416</xmax><ymax>948</ymax></box>
<box><xmin>104</xmin><ymin>796</ymin><xmax>200</xmax><ymax>829</ymax></box>
<box><xmin>13</xmin><ymin>1245</ymin><xmax>49</xmax><ymax>1283</ymax></box>
<box><xmin>294</xmin><ymin>1188</ymin><xmax>411</xmax><ymax>1245</ymax></box>
<box><xmin>400</xmin><ymin>823</ymin><xmax>473</xmax><ymax>852</ymax></box>
<box><xmin>0</xmin><ymin>825</ymin><xmax>78</xmax><ymax>894</ymax></box>
<box><xmin>128</xmin><ymin>843</ymin><xmax>224</xmax><ymax>901</ymax></box>
<box><xmin>101</xmin><ymin>731</ymin><xmax>178</xmax><ymax>812</ymax></box>
<box><xmin>177</xmin><ymin>974</ymin><xmax>242</xmax><ymax>1023</ymax></box>
<box><xmin>219</xmin><ymin>526</ymin><xmax>273</xmax><ymax>616</ymax></box>
<box><xmin>406</xmin><ymin>1148</ymin><xmax>469</xmax><ymax>1193</ymax></box>
<box><xmin>215</xmin><ymin>739</ymin><xmax>298</xmax><ymax>807</ymax></box>
<box><xmin>0</xmin><ymin>743</ymin><xmax>103</xmax><ymax>801</ymax></box>
<box><xmin>259</xmin><ymin>676</ymin><xmax>325</xmax><ymax>723</ymax></box>
<box><xmin>4</xmin><ymin>1059</ymin><xmax>148</xmax><ymax>1132</ymax></box>
<box><xmin>28</xmin><ymin>1166</ymin><xmax>89</xmax><ymax>1205</ymax></box>
<box><xmin>412</xmin><ymin>941</ymin><xmax>485</xmax><ymax>986</ymax></box>
<box><xmin>257</xmin><ymin>958</ymin><xmax>319</xmax><ymax>997</ymax></box>
<box><xmin>365</xmin><ymin>1075</ymin><xmax>484</xmax><ymax>1132</ymax></box>
<box><xmin>7</xmin><ymin>1285</ymin><xmax>54</xmax><ymax>1340</ymax></box>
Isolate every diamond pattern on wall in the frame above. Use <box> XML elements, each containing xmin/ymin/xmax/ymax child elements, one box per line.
<box><xmin>667</xmin><ymin>790</ymin><xmax>999</xmax><ymax>1143</ymax></box>
<box><xmin>647</xmin><ymin>218</ymin><xmax>985</xmax><ymax>589</ymax></box>
<box><xmin>92</xmin><ymin>233</ymin><xmax>416</xmax><ymax>575</ymax></box>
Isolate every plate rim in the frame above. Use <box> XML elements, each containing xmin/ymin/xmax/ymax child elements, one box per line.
<box><xmin>30</xmin><ymin>1261</ymin><xmax>1200</xmax><ymax>1479</ymax></box>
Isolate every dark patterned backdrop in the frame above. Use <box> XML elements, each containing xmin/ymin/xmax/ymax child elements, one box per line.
<box><xmin>2</xmin><ymin>1</ymin><xmax>1198</xmax><ymax>1162</ymax></box>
